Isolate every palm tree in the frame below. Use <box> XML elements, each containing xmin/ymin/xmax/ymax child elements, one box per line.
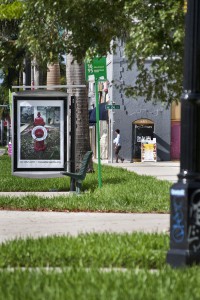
<box><xmin>46</xmin><ymin>62</ymin><xmax>60</xmax><ymax>90</ymax></box>
<box><xmin>66</xmin><ymin>54</ymin><xmax>91</xmax><ymax>170</ymax></box>
<box><xmin>45</xmin><ymin>56</ymin><xmax>91</xmax><ymax>171</ymax></box>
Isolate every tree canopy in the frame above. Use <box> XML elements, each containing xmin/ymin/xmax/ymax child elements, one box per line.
<box><xmin>0</xmin><ymin>1</ymin><xmax>25</xmax><ymax>90</ymax></box>
<box><xmin>124</xmin><ymin>0</ymin><xmax>184</xmax><ymax>105</ymax></box>
<box><xmin>0</xmin><ymin>0</ymin><xmax>185</xmax><ymax>104</ymax></box>
<box><xmin>0</xmin><ymin>1</ymin><xmax>23</xmax><ymax>20</ymax></box>
<box><xmin>18</xmin><ymin>0</ymin><xmax>128</xmax><ymax>62</ymax></box>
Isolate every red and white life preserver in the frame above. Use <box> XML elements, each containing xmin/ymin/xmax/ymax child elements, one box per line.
<box><xmin>31</xmin><ymin>126</ymin><xmax>48</xmax><ymax>141</ymax></box>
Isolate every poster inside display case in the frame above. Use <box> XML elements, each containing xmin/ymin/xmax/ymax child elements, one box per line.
<box><xmin>12</xmin><ymin>91</ymin><xmax>67</xmax><ymax>177</ymax></box>
<box><xmin>141</xmin><ymin>138</ymin><xmax>157</xmax><ymax>162</ymax></box>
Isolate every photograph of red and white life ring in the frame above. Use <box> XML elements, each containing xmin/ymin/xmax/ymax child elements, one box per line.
<box><xmin>31</xmin><ymin>126</ymin><xmax>48</xmax><ymax>141</ymax></box>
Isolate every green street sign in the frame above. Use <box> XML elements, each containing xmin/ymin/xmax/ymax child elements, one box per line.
<box><xmin>85</xmin><ymin>57</ymin><xmax>107</xmax><ymax>189</ymax></box>
<box><xmin>85</xmin><ymin>57</ymin><xmax>107</xmax><ymax>81</ymax></box>
<box><xmin>105</xmin><ymin>104</ymin><xmax>120</xmax><ymax>110</ymax></box>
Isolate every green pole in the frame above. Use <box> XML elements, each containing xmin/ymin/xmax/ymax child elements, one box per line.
<box><xmin>95</xmin><ymin>78</ymin><xmax>102</xmax><ymax>188</ymax></box>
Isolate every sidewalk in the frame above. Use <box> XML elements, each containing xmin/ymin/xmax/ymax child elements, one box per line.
<box><xmin>98</xmin><ymin>160</ymin><xmax>180</xmax><ymax>182</ymax></box>
<box><xmin>0</xmin><ymin>211</ymin><xmax>169</xmax><ymax>244</ymax></box>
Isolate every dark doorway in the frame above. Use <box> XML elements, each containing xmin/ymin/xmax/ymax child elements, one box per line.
<box><xmin>132</xmin><ymin>120</ymin><xmax>154</xmax><ymax>161</ymax></box>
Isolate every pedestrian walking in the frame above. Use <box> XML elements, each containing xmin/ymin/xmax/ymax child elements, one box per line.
<box><xmin>113</xmin><ymin>129</ymin><xmax>124</xmax><ymax>163</ymax></box>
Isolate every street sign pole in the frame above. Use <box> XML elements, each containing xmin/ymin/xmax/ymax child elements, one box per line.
<box><xmin>95</xmin><ymin>79</ymin><xmax>102</xmax><ymax>188</ymax></box>
<box><xmin>85</xmin><ymin>57</ymin><xmax>107</xmax><ymax>188</ymax></box>
<box><xmin>110</xmin><ymin>56</ymin><xmax>114</xmax><ymax>164</ymax></box>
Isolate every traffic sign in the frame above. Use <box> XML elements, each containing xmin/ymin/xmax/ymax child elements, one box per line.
<box><xmin>105</xmin><ymin>104</ymin><xmax>120</xmax><ymax>110</ymax></box>
<box><xmin>85</xmin><ymin>57</ymin><xmax>107</xmax><ymax>80</ymax></box>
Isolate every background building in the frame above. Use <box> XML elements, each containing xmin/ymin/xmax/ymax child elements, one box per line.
<box><xmin>89</xmin><ymin>41</ymin><xmax>180</xmax><ymax>162</ymax></box>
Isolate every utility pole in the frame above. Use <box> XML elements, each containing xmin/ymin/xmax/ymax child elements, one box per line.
<box><xmin>167</xmin><ymin>0</ymin><xmax>200</xmax><ymax>267</ymax></box>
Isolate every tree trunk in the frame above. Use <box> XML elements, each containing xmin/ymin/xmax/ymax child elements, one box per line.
<box><xmin>66</xmin><ymin>54</ymin><xmax>91</xmax><ymax>170</ymax></box>
<box><xmin>47</xmin><ymin>62</ymin><xmax>60</xmax><ymax>90</ymax></box>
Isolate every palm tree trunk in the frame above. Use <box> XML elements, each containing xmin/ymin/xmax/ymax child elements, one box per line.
<box><xmin>47</xmin><ymin>62</ymin><xmax>60</xmax><ymax>90</ymax></box>
<box><xmin>66</xmin><ymin>54</ymin><xmax>91</xmax><ymax>170</ymax></box>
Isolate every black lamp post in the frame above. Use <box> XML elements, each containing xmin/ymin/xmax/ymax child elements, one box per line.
<box><xmin>167</xmin><ymin>0</ymin><xmax>200</xmax><ymax>267</ymax></box>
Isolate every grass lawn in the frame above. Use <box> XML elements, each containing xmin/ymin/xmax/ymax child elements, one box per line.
<box><xmin>0</xmin><ymin>233</ymin><xmax>168</xmax><ymax>269</ymax></box>
<box><xmin>2</xmin><ymin>267</ymin><xmax>200</xmax><ymax>300</ymax></box>
<box><xmin>0</xmin><ymin>155</ymin><xmax>171</xmax><ymax>212</ymax></box>
<box><xmin>0</xmin><ymin>156</ymin><xmax>197</xmax><ymax>300</ymax></box>
<box><xmin>0</xmin><ymin>233</ymin><xmax>200</xmax><ymax>300</ymax></box>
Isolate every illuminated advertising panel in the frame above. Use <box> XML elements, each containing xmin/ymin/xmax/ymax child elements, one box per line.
<box><xmin>12</xmin><ymin>91</ymin><xmax>67</xmax><ymax>177</ymax></box>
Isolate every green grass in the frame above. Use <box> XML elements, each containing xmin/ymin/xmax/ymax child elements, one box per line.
<box><xmin>0</xmin><ymin>233</ymin><xmax>168</xmax><ymax>269</ymax></box>
<box><xmin>0</xmin><ymin>233</ymin><xmax>200</xmax><ymax>300</ymax></box>
<box><xmin>1</xmin><ymin>267</ymin><xmax>200</xmax><ymax>300</ymax></box>
<box><xmin>0</xmin><ymin>155</ymin><xmax>171</xmax><ymax>212</ymax></box>
<box><xmin>0</xmin><ymin>155</ymin><xmax>70</xmax><ymax>192</ymax></box>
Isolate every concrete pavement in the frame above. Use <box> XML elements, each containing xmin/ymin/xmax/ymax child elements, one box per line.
<box><xmin>0</xmin><ymin>191</ymin><xmax>72</xmax><ymax>198</ymax></box>
<box><xmin>100</xmin><ymin>160</ymin><xmax>180</xmax><ymax>183</ymax></box>
<box><xmin>0</xmin><ymin>211</ymin><xmax>169</xmax><ymax>243</ymax></box>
